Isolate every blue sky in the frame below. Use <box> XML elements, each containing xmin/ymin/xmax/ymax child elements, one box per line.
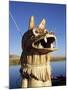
<box><xmin>9</xmin><ymin>1</ymin><xmax>66</xmax><ymax>56</ymax></box>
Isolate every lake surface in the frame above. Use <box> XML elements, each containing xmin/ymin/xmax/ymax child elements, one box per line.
<box><xmin>9</xmin><ymin>60</ymin><xmax>66</xmax><ymax>89</ymax></box>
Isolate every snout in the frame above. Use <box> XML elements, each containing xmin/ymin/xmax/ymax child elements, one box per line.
<box><xmin>32</xmin><ymin>33</ymin><xmax>57</xmax><ymax>54</ymax></box>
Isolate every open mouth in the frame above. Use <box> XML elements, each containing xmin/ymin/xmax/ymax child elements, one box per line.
<box><xmin>32</xmin><ymin>34</ymin><xmax>57</xmax><ymax>53</ymax></box>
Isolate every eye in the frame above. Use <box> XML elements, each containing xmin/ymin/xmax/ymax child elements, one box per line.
<box><xmin>33</xmin><ymin>28</ymin><xmax>39</xmax><ymax>36</ymax></box>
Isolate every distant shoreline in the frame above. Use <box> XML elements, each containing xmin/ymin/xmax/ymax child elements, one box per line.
<box><xmin>51</xmin><ymin>56</ymin><xmax>66</xmax><ymax>61</ymax></box>
<box><xmin>9</xmin><ymin>55</ymin><xmax>66</xmax><ymax>65</ymax></box>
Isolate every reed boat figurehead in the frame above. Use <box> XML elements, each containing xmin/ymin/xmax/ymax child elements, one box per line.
<box><xmin>20</xmin><ymin>16</ymin><xmax>57</xmax><ymax>87</ymax></box>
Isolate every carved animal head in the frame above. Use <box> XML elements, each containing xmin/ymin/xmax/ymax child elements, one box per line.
<box><xmin>22</xmin><ymin>16</ymin><xmax>57</xmax><ymax>54</ymax></box>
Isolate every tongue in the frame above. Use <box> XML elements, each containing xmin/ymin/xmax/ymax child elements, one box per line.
<box><xmin>38</xmin><ymin>43</ymin><xmax>43</xmax><ymax>48</ymax></box>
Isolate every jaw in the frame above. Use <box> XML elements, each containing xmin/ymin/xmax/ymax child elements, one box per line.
<box><xmin>32</xmin><ymin>34</ymin><xmax>57</xmax><ymax>54</ymax></box>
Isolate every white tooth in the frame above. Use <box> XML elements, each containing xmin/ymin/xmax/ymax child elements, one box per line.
<box><xmin>38</xmin><ymin>43</ymin><xmax>43</xmax><ymax>48</ymax></box>
<box><xmin>44</xmin><ymin>37</ymin><xmax>47</xmax><ymax>43</ymax></box>
<box><xmin>51</xmin><ymin>43</ymin><xmax>53</xmax><ymax>48</ymax></box>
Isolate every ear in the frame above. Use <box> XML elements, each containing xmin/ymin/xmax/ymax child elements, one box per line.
<box><xmin>28</xmin><ymin>16</ymin><xmax>35</xmax><ymax>30</ymax></box>
<box><xmin>38</xmin><ymin>19</ymin><xmax>46</xmax><ymax>30</ymax></box>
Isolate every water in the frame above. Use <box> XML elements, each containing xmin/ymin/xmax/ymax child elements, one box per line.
<box><xmin>9</xmin><ymin>65</ymin><xmax>21</xmax><ymax>88</ymax></box>
<box><xmin>51</xmin><ymin>61</ymin><xmax>66</xmax><ymax>77</ymax></box>
<box><xmin>9</xmin><ymin>60</ymin><xmax>66</xmax><ymax>89</ymax></box>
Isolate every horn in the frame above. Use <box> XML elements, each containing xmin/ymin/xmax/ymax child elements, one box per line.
<box><xmin>38</xmin><ymin>19</ymin><xmax>46</xmax><ymax>30</ymax></box>
<box><xmin>29</xmin><ymin>16</ymin><xmax>35</xmax><ymax>30</ymax></box>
